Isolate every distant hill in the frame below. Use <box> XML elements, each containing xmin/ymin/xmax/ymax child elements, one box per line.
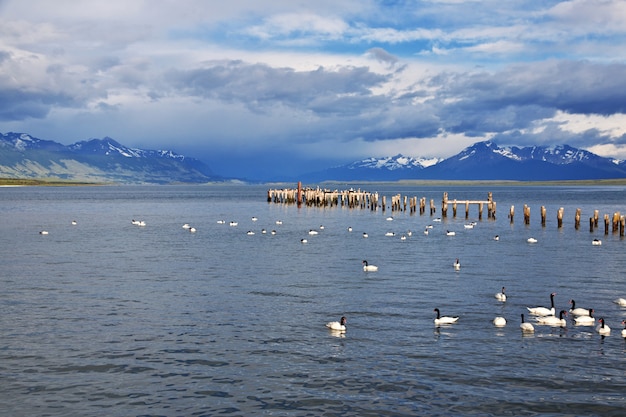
<box><xmin>299</xmin><ymin>141</ymin><xmax>626</xmax><ymax>182</ymax></box>
<box><xmin>0</xmin><ymin>132</ymin><xmax>220</xmax><ymax>184</ymax></box>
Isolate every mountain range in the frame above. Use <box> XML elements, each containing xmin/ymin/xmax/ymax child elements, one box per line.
<box><xmin>1</xmin><ymin>131</ymin><xmax>625</xmax><ymax>183</ymax></box>
<box><xmin>0</xmin><ymin>132</ymin><xmax>219</xmax><ymax>184</ymax></box>
<box><xmin>300</xmin><ymin>141</ymin><xmax>626</xmax><ymax>182</ymax></box>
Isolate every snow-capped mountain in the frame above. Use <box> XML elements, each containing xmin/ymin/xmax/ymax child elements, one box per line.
<box><xmin>301</xmin><ymin>154</ymin><xmax>442</xmax><ymax>182</ymax></box>
<box><xmin>299</xmin><ymin>141</ymin><xmax>626</xmax><ymax>182</ymax></box>
<box><xmin>0</xmin><ymin>132</ymin><xmax>219</xmax><ymax>184</ymax></box>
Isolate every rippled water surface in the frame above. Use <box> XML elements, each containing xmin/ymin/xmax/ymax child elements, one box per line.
<box><xmin>1</xmin><ymin>184</ymin><xmax>625</xmax><ymax>416</ymax></box>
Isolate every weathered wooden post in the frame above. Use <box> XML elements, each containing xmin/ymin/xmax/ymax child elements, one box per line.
<box><xmin>442</xmin><ymin>192</ymin><xmax>448</xmax><ymax>217</ymax></box>
<box><xmin>604</xmin><ymin>214</ymin><xmax>610</xmax><ymax>234</ymax></box>
<box><xmin>557</xmin><ymin>207</ymin><xmax>564</xmax><ymax>228</ymax></box>
<box><xmin>430</xmin><ymin>199</ymin><xmax>435</xmax><ymax>215</ymax></box>
<box><xmin>594</xmin><ymin>210</ymin><xmax>599</xmax><ymax>227</ymax></box>
<box><xmin>613</xmin><ymin>212</ymin><xmax>621</xmax><ymax>233</ymax></box>
<box><xmin>382</xmin><ymin>196</ymin><xmax>386</xmax><ymax>212</ymax></box>
<box><xmin>452</xmin><ymin>200</ymin><xmax>457</xmax><ymax>217</ymax></box>
<box><xmin>487</xmin><ymin>192</ymin><xmax>493</xmax><ymax>218</ymax></box>
<box><xmin>297</xmin><ymin>181</ymin><xmax>302</xmax><ymax>207</ymax></box>
<box><xmin>589</xmin><ymin>217</ymin><xmax>594</xmax><ymax>232</ymax></box>
<box><xmin>523</xmin><ymin>204</ymin><xmax>530</xmax><ymax>225</ymax></box>
<box><xmin>478</xmin><ymin>202</ymin><xmax>484</xmax><ymax>219</ymax></box>
<box><xmin>621</xmin><ymin>216</ymin><xmax>625</xmax><ymax>237</ymax></box>
<box><xmin>509</xmin><ymin>205</ymin><xmax>515</xmax><ymax>223</ymax></box>
<box><xmin>491</xmin><ymin>201</ymin><xmax>496</xmax><ymax>219</ymax></box>
<box><xmin>465</xmin><ymin>201</ymin><xmax>470</xmax><ymax>219</ymax></box>
<box><xmin>574</xmin><ymin>208</ymin><xmax>581</xmax><ymax>229</ymax></box>
<box><xmin>541</xmin><ymin>206</ymin><xmax>547</xmax><ymax>226</ymax></box>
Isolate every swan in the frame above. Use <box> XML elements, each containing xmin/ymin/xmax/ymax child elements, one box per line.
<box><xmin>320</xmin><ymin>225</ymin><xmax>324</xmax><ymax>230</ymax></box>
<box><xmin>325</xmin><ymin>316</ymin><xmax>346</xmax><ymax>332</ymax></box>
<box><xmin>261</xmin><ymin>229</ymin><xmax>267</xmax><ymax>234</ymax></box>
<box><xmin>300</xmin><ymin>238</ymin><xmax>307</xmax><ymax>244</ymax></box>
<box><xmin>464</xmin><ymin>223</ymin><xmax>474</xmax><ymax>229</ymax></box>
<box><xmin>433</xmin><ymin>218</ymin><xmax>441</xmax><ymax>222</ymax></box>
<box><xmin>39</xmin><ymin>230</ymin><xmax>49</xmax><ymax>235</ymax></box>
<box><xmin>621</xmin><ymin>320</ymin><xmax>626</xmax><ymax>337</ymax></box>
<box><xmin>189</xmin><ymin>227</ymin><xmax>197</xmax><ymax>233</ymax></box>
<box><xmin>362</xmin><ymin>260</ymin><xmax>378</xmax><ymax>272</ymax></box>
<box><xmin>446</xmin><ymin>230</ymin><xmax>456</xmax><ymax>236</ymax></box>
<box><xmin>271</xmin><ymin>230</ymin><xmax>277</xmax><ymax>235</ymax></box>
<box><xmin>308</xmin><ymin>229</ymin><xmax>318</xmax><ymax>235</ymax></box>
<box><xmin>362</xmin><ymin>232</ymin><xmax>368</xmax><ymax>238</ymax></box>
<box><xmin>426</xmin><ymin>225</ymin><xmax>434</xmax><ymax>229</ymax></box>
<box><xmin>596</xmin><ymin>318</ymin><xmax>611</xmax><ymax>335</ymax></box>
<box><xmin>385</xmin><ymin>231</ymin><xmax>395</xmax><ymax>237</ymax></box>
<box><xmin>400</xmin><ymin>235</ymin><xmax>407</xmax><ymax>241</ymax></box>
<box><xmin>536</xmin><ymin>310</ymin><xmax>567</xmax><ymax>326</ymax></box>
<box><xmin>495</xmin><ymin>287</ymin><xmax>507</xmax><ymax>302</ymax></box>
<box><xmin>275</xmin><ymin>220</ymin><xmax>283</xmax><ymax>225</ymax></box>
<box><xmin>574</xmin><ymin>309</ymin><xmax>595</xmax><ymax>326</ymax></box>
<box><xmin>493</xmin><ymin>235</ymin><xmax>499</xmax><ymax>241</ymax></box>
<box><xmin>527</xmin><ymin>292</ymin><xmax>556</xmax><ymax>316</ymax></box>
<box><xmin>182</xmin><ymin>223</ymin><xmax>191</xmax><ymax>229</ymax></box>
<box><xmin>229</xmin><ymin>221</ymin><xmax>238</xmax><ymax>226</ymax></box>
<box><xmin>569</xmin><ymin>299</ymin><xmax>592</xmax><ymax>316</ymax></box>
<box><xmin>217</xmin><ymin>220</ymin><xmax>225</xmax><ymax>224</ymax></box>
<box><xmin>433</xmin><ymin>308</ymin><xmax>459</xmax><ymax>325</ymax></box>
<box><xmin>71</xmin><ymin>220</ymin><xmax>77</xmax><ymax>226</ymax></box>
<box><xmin>251</xmin><ymin>216</ymin><xmax>258</xmax><ymax>222</ymax></box>
<box><xmin>613</xmin><ymin>298</ymin><xmax>626</xmax><ymax>307</ymax></box>
<box><xmin>493</xmin><ymin>316</ymin><xmax>507</xmax><ymax>327</ymax></box>
<box><xmin>424</xmin><ymin>228</ymin><xmax>429</xmax><ymax>235</ymax></box>
<box><xmin>386</xmin><ymin>216</ymin><xmax>394</xmax><ymax>221</ymax></box>
<box><xmin>347</xmin><ymin>227</ymin><xmax>352</xmax><ymax>232</ymax></box>
<box><xmin>592</xmin><ymin>239</ymin><xmax>602</xmax><ymax>246</ymax></box>
<box><xmin>527</xmin><ymin>237</ymin><xmax>538</xmax><ymax>243</ymax></box>
<box><xmin>453</xmin><ymin>259</ymin><xmax>460</xmax><ymax>270</ymax></box>
<box><xmin>520</xmin><ymin>314</ymin><xmax>535</xmax><ymax>333</ymax></box>
<box><xmin>407</xmin><ymin>230</ymin><xmax>412</xmax><ymax>236</ymax></box>
<box><xmin>246</xmin><ymin>231</ymin><xmax>255</xmax><ymax>235</ymax></box>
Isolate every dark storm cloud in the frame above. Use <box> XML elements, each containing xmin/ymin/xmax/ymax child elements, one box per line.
<box><xmin>165</xmin><ymin>60</ymin><xmax>389</xmax><ymax>115</ymax></box>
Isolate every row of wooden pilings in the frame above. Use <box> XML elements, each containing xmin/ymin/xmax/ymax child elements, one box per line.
<box><xmin>267</xmin><ymin>183</ymin><xmax>494</xmax><ymax>218</ymax></box>
<box><xmin>516</xmin><ymin>204</ymin><xmax>626</xmax><ymax>236</ymax></box>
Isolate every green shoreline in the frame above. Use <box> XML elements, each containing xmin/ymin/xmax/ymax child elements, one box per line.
<box><xmin>2</xmin><ymin>177</ymin><xmax>626</xmax><ymax>187</ymax></box>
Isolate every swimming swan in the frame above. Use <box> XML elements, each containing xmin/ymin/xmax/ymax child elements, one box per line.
<box><xmin>621</xmin><ymin>320</ymin><xmax>626</xmax><ymax>337</ymax></box>
<box><xmin>536</xmin><ymin>310</ymin><xmax>567</xmax><ymax>326</ymax></box>
<box><xmin>520</xmin><ymin>314</ymin><xmax>535</xmax><ymax>333</ymax></box>
<box><xmin>453</xmin><ymin>259</ymin><xmax>461</xmax><ymax>270</ymax></box>
<box><xmin>527</xmin><ymin>292</ymin><xmax>556</xmax><ymax>316</ymax></box>
<box><xmin>326</xmin><ymin>316</ymin><xmax>347</xmax><ymax>332</ymax></box>
<box><xmin>493</xmin><ymin>316</ymin><xmax>507</xmax><ymax>327</ymax></box>
<box><xmin>434</xmin><ymin>308</ymin><xmax>459</xmax><ymax>325</ymax></box>
<box><xmin>596</xmin><ymin>318</ymin><xmax>611</xmax><ymax>335</ymax></box>
<box><xmin>569</xmin><ymin>299</ymin><xmax>592</xmax><ymax>316</ymax></box>
<box><xmin>495</xmin><ymin>287</ymin><xmax>507</xmax><ymax>302</ymax></box>
<box><xmin>362</xmin><ymin>260</ymin><xmax>378</xmax><ymax>272</ymax></box>
<box><xmin>613</xmin><ymin>298</ymin><xmax>626</xmax><ymax>307</ymax></box>
<box><xmin>527</xmin><ymin>237</ymin><xmax>538</xmax><ymax>243</ymax></box>
<box><xmin>574</xmin><ymin>309</ymin><xmax>595</xmax><ymax>326</ymax></box>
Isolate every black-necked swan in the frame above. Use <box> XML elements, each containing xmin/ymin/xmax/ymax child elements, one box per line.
<box><xmin>362</xmin><ymin>232</ymin><xmax>368</xmax><ymax>238</ymax></box>
<box><xmin>446</xmin><ymin>230</ymin><xmax>456</xmax><ymax>236</ymax></box>
<box><xmin>621</xmin><ymin>320</ymin><xmax>626</xmax><ymax>337</ymax></box>
<box><xmin>39</xmin><ymin>230</ymin><xmax>49</xmax><ymax>235</ymax></box>
<box><xmin>434</xmin><ymin>308</ymin><xmax>459</xmax><ymax>325</ymax></box>
<box><xmin>362</xmin><ymin>260</ymin><xmax>378</xmax><ymax>272</ymax></box>
<box><xmin>326</xmin><ymin>316</ymin><xmax>347</xmax><ymax>332</ymax></box>
<box><xmin>495</xmin><ymin>287</ymin><xmax>507</xmax><ymax>302</ymax></box>
<box><xmin>574</xmin><ymin>309</ymin><xmax>595</xmax><ymax>326</ymax></box>
<box><xmin>520</xmin><ymin>314</ymin><xmax>535</xmax><ymax>333</ymax></box>
<box><xmin>596</xmin><ymin>318</ymin><xmax>611</xmax><ymax>335</ymax></box>
<box><xmin>493</xmin><ymin>316</ymin><xmax>506</xmax><ymax>327</ymax></box>
<box><xmin>592</xmin><ymin>238</ymin><xmax>602</xmax><ymax>245</ymax></box>
<box><xmin>453</xmin><ymin>259</ymin><xmax>461</xmax><ymax>270</ymax></box>
<box><xmin>613</xmin><ymin>298</ymin><xmax>626</xmax><ymax>307</ymax></box>
<box><xmin>71</xmin><ymin>220</ymin><xmax>77</xmax><ymax>225</ymax></box>
<box><xmin>569</xmin><ymin>299</ymin><xmax>592</xmax><ymax>316</ymax></box>
<box><xmin>527</xmin><ymin>292</ymin><xmax>556</xmax><ymax>316</ymax></box>
<box><xmin>536</xmin><ymin>310</ymin><xmax>567</xmax><ymax>326</ymax></box>
<box><xmin>527</xmin><ymin>237</ymin><xmax>538</xmax><ymax>243</ymax></box>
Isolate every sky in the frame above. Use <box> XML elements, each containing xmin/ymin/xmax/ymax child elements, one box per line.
<box><xmin>1</xmin><ymin>0</ymin><xmax>626</xmax><ymax>180</ymax></box>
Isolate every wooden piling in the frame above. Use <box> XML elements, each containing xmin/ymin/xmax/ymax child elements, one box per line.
<box><xmin>604</xmin><ymin>214</ymin><xmax>610</xmax><ymax>235</ymax></box>
<box><xmin>621</xmin><ymin>216</ymin><xmax>625</xmax><ymax>237</ymax></box>
<box><xmin>442</xmin><ymin>192</ymin><xmax>448</xmax><ymax>217</ymax></box>
<box><xmin>509</xmin><ymin>205</ymin><xmax>515</xmax><ymax>223</ymax></box>
<box><xmin>523</xmin><ymin>204</ymin><xmax>530</xmax><ymax>225</ymax></box>
<box><xmin>589</xmin><ymin>217</ymin><xmax>594</xmax><ymax>232</ymax></box>
<box><xmin>557</xmin><ymin>207</ymin><xmax>564</xmax><ymax>228</ymax></box>
<box><xmin>541</xmin><ymin>206</ymin><xmax>547</xmax><ymax>227</ymax></box>
<box><xmin>452</xmin><ymin>200</ymin><xmax>457</xmax><ymax>217</ymax></box>
<box><xmin>430</xmin><ymin>199</ymin><xmax>436</xmax><ymax>215</ymax></box>
<box><xmin>574</xmin><ymin>208</ymin><xmax>581</xmax><ymax>229</ymax></box>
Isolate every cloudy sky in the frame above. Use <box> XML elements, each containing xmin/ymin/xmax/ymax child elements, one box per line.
<box><xmin>2</xmin><ymin>0</ymin><xmax>626</xmax><ymax>179</ymax></box>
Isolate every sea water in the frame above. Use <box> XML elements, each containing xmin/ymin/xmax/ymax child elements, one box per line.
<box><xmin>0</xmin><ymin>184</ymin><xmax>625</xmax><ymax>416</ymax></box>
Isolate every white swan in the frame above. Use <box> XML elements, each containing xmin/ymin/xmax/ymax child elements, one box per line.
<box><xmin>536</xmin><ymin>310</ymin><xmax>567</xmax><ymax>326</ymax></box>
<box><xmin>325</xmin><ymin>316</ymin><xmax>346</xmax><ymax>332</ymax></box>
<box><xmin>229</xmin><ymin>221</ymin><xmax>238</xmax><ymax>226</ymax></box>
<box><xmin>613</xmin><ymin>298</ymin><xmax>626</xmax><ymax>307</ymax></box>
<box><xmin>216</xmin><ymin>220</ymin><xmax>225</xmax><ymax>224</ymax></box>
<box><xmin>246</xmin><ymin>231</ymin><xmax>255</xmax><ymax>235</ymax></box>
<box><xmin>434</xmin><ymin>308</ymin><xmax>459</xmax><ymax>325</ymax></box>
<box><xmin>39</xmin><ymin>230</ymin><xmax>49</xmax><ymax>235</ymax></box>
<box><xmin>596</xmin><ymin>318</ymin><xmax>611</xmax><ymax>335</ymax></box>
<box><xmin>569</xmin><ymin>299</ymin><xmax>592</xmax><ymax>316</ymax></box>
<box><xmin>446</xmin><ymin>230</ymin><xmax>456</xmax><ymax>236</ymax></box>
<box><xmin>362</xmin><ymin>260</ymin><xmax>378</xmax><ymax>272</ymax></box>
<box><xmin>433</xmin><ymin>218</ymin><xmax>441</xmax><ymax>222</ymax></box>
<box><xmin>527</xmin><ymin>292</ymin><xmax>556</xmax><ymax>316</ymax></box>
<box><xmin>400</xmin><ymin>235</ymin><xmax>407</xmax><ymax>241</ymax></box>
<box><xmin>386</xmin><ymin>216</ymin><xmax>394</xmax><ymax>221</ymax></box>
<box><xmin>527</xmin><ymin>237</ymin><xmax>538</xmax><ymax>243</ymax></box>
<box><xmin>493</xmin><ymin>316</ymin><xmax>507</xmax><ymax>327</ymax></box>
<box><xmin>189</xmin><ymin>227</ymin><xmax>197</xmax><ymax>233</ymax></box>
<box><xmin>308</xmin><ymin>229</ymin><xmax>318</xmax><ymax>235</ymax></box>
<box><xmin>271</xmin><ymin>230</ymin><xmax>277</xmax><ymax>235</ymax></box>
<box><xmin>464</xmin><ymin>223</ymin><xmax>474</xmax><ymax>229</ymax></box>
<box><xmin>300</xmin><ymin>238</ymin><xmax>307</xmax><ymax>244</ymax></box>
<box><xmin>347</xmin><ymin>227</ymin><xmax>352</xmax><ymax>232</ymax></box>
<box><xmin>275</xmin><ymin>220</ymin><xmax>283</xmax><ymax>225</ymax></box>
<box><xmin>574</xmin><ymin>309</ymin><xmax>595</xmax><ymax>326</ymax></box>
<box><xmin>621</xmin><ymin>320</ymin><xmax>626</xmax><ymax>337</ymax></box>
<box><xmin>71</xmin><ymin>220</ymin><xmax>77</xmax><ymax>226</ymax></box>
<box><xmin>592</xmin><ymin>238</ymin><xmax>602</xmax><ymax>246</ymax></box>
<box><xmin>182</xmin><ymin>223</ymin><xmax>191</xmax><ymax>229</ymax></box>
<box><xmin>493</xmin><ymin>235</ymin><xmax>500</xmax><ymax>241</ymax></box>
<box><xmin>495</xmin><ymin>287</ymin><xmax>507</xmax><ymax>302</ymax></box>
<box><xmin>251</xmin><ymin>216</ymin><xmax>258</xmax><ymax>222</ymax></box>
<box><xmin>424</xmin><ymin>228</ymin><xmax>429</xmax><ymax>235</ymax></box>
<box><xmin>385</xmin><ymin>231</ymin><xmax>395</xmax><ymax>237</ymax></box>
<box><xmin>362</xmin><ymin>232</ymin><xmax>368</xmax><ymax>238</ymax></box>
<box><xmin>520</xmin><ymin>314</ymin><xmax>535</xmax><ymax>333</ymax></box>
<box><xmin>453</xmin><ymin>259</ymin><xmax>460</xmax><ymax>270</ymax></box>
